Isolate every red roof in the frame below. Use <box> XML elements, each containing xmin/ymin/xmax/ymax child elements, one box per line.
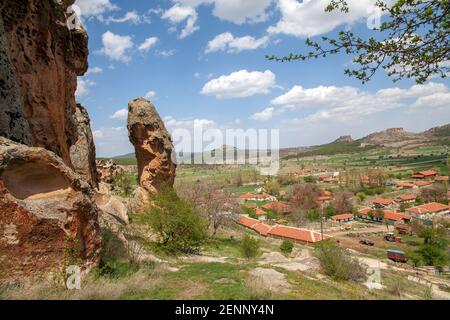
<box><xmin>358</xmin><ymin>207</ymin><xmax>372</xmax><ymax>215</ymax></box>
<box><xmin>415</xmin><ymin>181</ymin><xmax>433</xmax><ymax>187</ymax></box>
<box><xmin>396</xmin><ymin>183</ymin><xmax>416</xmax><ymax>188</ymax></box>
<box><xmin>407</xmin><ymin>202</ymin><xmax>450</xmax><ymax>215</ymax></box>
<box><xmin>252</xmin><ymin>223</ymin><xmax>273</xmax><ymax>236</ymax></box>
<box><xmin>397</xmin><ymin>195</ymin><xmax>417</xmax><ymax>201</ymax></box>
<box><xmin>254</xmin><ymin>208</ymin><xmax>266</xmax><ymax>216</ymax></box>
<box><xmin>383</xmin><ymin>211</ymin><xmax>411</xmax><ymax>221</ymax></box>
<box><xmin>418</xmin><ymin>170</ymin><xmax>438</xmax><ymax>176</ymax></box>
<box><xmin>239</xmin><ymin>192</ymin><xmax>272</xmax><ymax>200</ymax></box>
<box><xmin>268</xmin><ymin>225</ymin><xmax>329</xmax><ymax>243</ymax></box>
<box><xmin>373</xmin><ymin>198</ymin><xmax>393</xmax><ymax>206</ymax></box>
<box><xmin>237</xmin><ymin>216</ymin><xmax>260</xmax><ymax>228</ymax></box>
<box><xmin>262</xmin><ymin>201</ymin><xmax>293</xmax><ymax>213</ymax></box>
<box><xmin>331</xmin><ymin>214</ymin><xmax>354</xmax><ymax>221</ymax></box>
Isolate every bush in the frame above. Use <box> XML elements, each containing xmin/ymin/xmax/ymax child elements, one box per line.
<box><xmin>314</xmin><ymin>241</ymin><xmax>366</xmax><ymax>281</ymax></box>
<box><xmin>240</xmin><ymin>235</ymin><xmax>260</xmax><ymax>260</ymax></box>
<box><xmin>280</xmin><ymin>240</ymin><xmax>294</xmax><ymax>256</ymax></box>
<box><xmin>112</xmin><ymin>172</ymin><xmax>137</xmax><ymax>197</ymax></box>
<box><xmin>141</xmin><ymin>185</ymin><xmax>206</xmax><ymax>255</ymax></box>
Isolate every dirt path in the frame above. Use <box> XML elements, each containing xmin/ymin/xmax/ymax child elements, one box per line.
<box><xmin>329</xmin><ymin>224</ymin><xmax>388</xmax><ymax>237</ymax></box>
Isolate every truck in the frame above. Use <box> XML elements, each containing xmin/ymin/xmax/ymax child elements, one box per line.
<box><xmin>384</xmin><ymin>232</ymin><xmax>402</xmax><ymax>243</ymax></box>
<box><xmin>387</xmin><ymin>249</ymin><xmax>407</xmax><ymax>263</ymax></box>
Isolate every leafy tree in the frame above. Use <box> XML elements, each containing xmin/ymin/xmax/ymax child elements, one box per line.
<box><xmin>265</xmin><ymin>180</ymin><xmax>281</xmax><ymax>196</ymax></box>
<box><xmin>356</xmin><ymin>192</ymin><xmax>367</xmax><ymax>204</ymax></box>
<box><xmin>325</xmin><ymin>205</ymin><xmax>336</xmax><ymax>218</ymax></box>
<box><xmin>314</xmin><ymin>240</ymin><xmax>366</xmax><ymax>281</ymax></box>
<box><xmin>111</xmin><ymin>172</ymin><xmax>136</xmax><ymax>197</ymax></box>
<box><xmin>280</xmin><ymin>240</ymin><xmax>294</xmax><ymax>256</ymax></box>
<box><xmin>240</xmin><ymin>235</ymin><xmax>260</xmax><ymax>260</ymax></box>
<box><xmin>141</xmin><ymin>185</ymin><xmax>206</xmax><ymax>254</ymax></box>
<box><xmin>268</xmin><ymin>0</ymin><xmax>449</xmax><ymax>84</ymax></box>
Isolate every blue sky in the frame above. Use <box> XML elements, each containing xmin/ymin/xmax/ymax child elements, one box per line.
<box><xmin>74</xmin><ymin>0</ymin><xmax>450</xmax><ymax>157</ymax></box>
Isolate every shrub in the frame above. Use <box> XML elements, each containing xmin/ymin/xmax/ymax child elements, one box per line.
<box><xmin>112</xmin><ymin>172</ymin><xmax>137</xmax><ymax>197</ymax></box>
<box><xmin>141</xmin><ymin>185</ymin><xmax>206</xmax><ymax>255</ymax></box>
<box><xmin>280</xmin><ymin>240</ymin><xmax>294</xmax><ymax>256</ymax></box>
<box><xmin>314</xmin><ymin>241</ymin><xmax>366</xmax><ymax>281</ymax></box>
<box><xmin>240</xmin><ymin>235</ymin><xmax>260</xmax><ymax>260</ymax></box>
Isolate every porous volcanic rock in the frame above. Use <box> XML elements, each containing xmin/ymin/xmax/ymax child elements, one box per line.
<box><xmin>96</xmin><ymin>159</ymin><xmax>124</xmax><ymax>184</ymax></box>
<box><xmin>70</xmin><ymin>104</ymin><xmax>99</xmax><ymax>187</ymax></box>
<box><xmin>0</xmin><ymin>0</ymin><xmax>91</xmax><ymax>173</ymax></box>
<box><xmin>0</xmin><ymin>138</ymin><xmax>101</xmax><ymax>281</ymax></box>
<box><xmin>127</xmin><ymin>98</ymin><xmax>176</xmax><ymax>198</ymax></box>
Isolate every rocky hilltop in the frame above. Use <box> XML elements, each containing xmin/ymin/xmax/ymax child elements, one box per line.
<box><xmin>334</xmin><ymin>135</ymin><xmax>354</xmax><ymax>143</ymax></box>
<box><xmin>361</xmin><ymin>128</ymin><xmax>421</xmax><ymax>145</ymax></box>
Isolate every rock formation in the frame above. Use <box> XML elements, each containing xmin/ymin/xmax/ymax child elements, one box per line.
<box><xmin>70</xmin><ymin>104</ymin><xmax>99</xmax><ymax>187</ymax></box>
<box><xmin>0</xmin><ymin>1</ymin><xmax>102</xmax><ymax>281</ymax></box>
<box><xmin>96</xmin><ymin>159</ymin><xmax>124</xmax><ymax>184</ymax></box>
<box><xmin>0</xmin><ymin>138</ymin><xmax>101</xmax><ymax>281</ymax></box>
<box><xmin>127</xmin><ymin>98</ymin><xmax>177</xmax><ymax>209</ymax></box>
<box><xmin>0</xmin><ymin>0</ymin><xmax>96</xmax><ymax>184</ymax></box>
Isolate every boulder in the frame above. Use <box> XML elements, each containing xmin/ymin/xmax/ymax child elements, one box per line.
<box><xmin>127</xmin><ymin>98</ymin><xmax>176</xmax><ymax>206</ymax></box>
<box><xmin>0</xmin><ymin>138</ymin><xmax>101</xmax><ymax>281</ymax></box>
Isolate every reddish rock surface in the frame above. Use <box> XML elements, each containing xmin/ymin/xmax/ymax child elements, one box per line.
<box><xmin>127</xmin><ymin>98</ymin><xmax>177</xmax><ymax>196</ymax></box>
<box><xmin>0</xmin><ymin>0</ymin><xmax>97</xmax><ymax>185</ymax></box>
<box><xmin>96</xmin><ymin>159</ymin><xmax>124</xmax><ymax>184</ymax></box>
<box><xmin>0</xmin><ymin>138</ymin><xmax>101</xmax><ymax>281</ymax></box>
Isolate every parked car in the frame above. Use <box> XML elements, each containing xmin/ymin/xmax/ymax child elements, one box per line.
<box><xmin>359</xmin><ymin>239</ymin><xmax>375</xmax><ymax>246</ymax></box>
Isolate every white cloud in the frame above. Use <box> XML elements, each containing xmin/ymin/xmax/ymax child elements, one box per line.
<box><xmin>138</xmin><ymin>37</ymin><xmax>159</xmax><ymax>52</ymax></box>
<box><xmin>85</xmin><ymin>67</ymin><xmax>103</xmax><ymax>75</ymax></box>
<box><xmin>175</xmin><ymin>0</ymin><xmax>274</xmax><ymax>24</ymax></box>
<box><xmin>162</xmin><ymin>4</ymin><xmax>199</xmax><ymax>38</ymax></box>
<box><xmin>156</xmin><ymin>49</ymin><xmax>176</xmax><ymax>57</ymax></box>
<box><xmin>75</xmin><ymin>0</ymin><xmax>118</xmax><ymax>18</ymax></box>
<box><xmin>76</xmin><ymin>78</ymin><xmax>95</xmax><ymax>97</ymax></box>
<box><xmin>104</xmin><ymin>10</ymin><xmax>150</xmax><ymax>24</ymax></box>
<box><xmin>251</xmin><ymin>107</ymin><xmax>274</xmax><ymax>121</ymax></box>
<box><xmin>270</xmin><ymin>82</ymin><xmax>450</xmax><ymax>124</ymax></box>
<box><xmin>201</xmin><ymin>70</ymin><xmax>277</xmax><ymax>99</ymax></box>
<box><xmin>93</xmin><ymin>130</ymin><xmax>104</xmax><ymax>139</ymax></box>
<box><xmin>206</xmin><ymin>32</ymin><xmax>269</xmax><ymax>53</ymax></box>
<box><xmin>144</xmin><ymin>91</ymin><xmax>157</xmax><ymax>100</ymax></box>
<box><xmin>98</xmin><ymin>31</ymin><xmax>134</xmax><ymax>62</ymax></box>
<box><xmin>268</xmin><ymin>0</ymin><xmax>378</xmax><ymax>37</ymax></box>
<box><xmin>111</xmin><ymin>108</ymin><xmax>128</xmax><ymax>120</ymax></box>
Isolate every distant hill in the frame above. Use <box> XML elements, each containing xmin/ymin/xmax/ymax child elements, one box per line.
<box><xmin>103</xmin><ymin>123</ymin><xmax>450</xmax><ymax>163</ymax></box>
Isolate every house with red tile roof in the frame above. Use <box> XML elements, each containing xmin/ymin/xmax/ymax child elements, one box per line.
<box><xmin>382</xmin><ymin>211</ymin><xmax>412</xmax><ymax>224</ymax></box>
<box><xmin>396</xmin><ymin>195</ymin><xmax>417</xmax><ymax>204</ymax></box>
<box><xmin>330</xmin><ymin>214</ymin><xmax>354</xmax><ymax>222</ymax></box>
<box><xmin>412</xmin><ymin>170</ymin><xmax>439</xmax><ymax>180</ymax></box>
<box><xmin>415</xmin><ymin>181</ymin><xmax>433</xmax><ymax>188</ymax></box>
<box><xmin>261</xmin><ymin>201</ymin><xmax>293</xmax><ymax>214</ymax></box>
<box><xmin>267</xmin><ymin>225</ymin><xmax>330</xmax><ymax>244</ymax></box>
<box><xmin>395</xmin><ymin>182</ymin><xmax>417</xmax><ymax>190</ymax></box>
<box><xmin>373</xmin><ymin>198</ymin><xmax>394</xmax><ymax>209</ymax></box>
<box><xmin>254</xmin><ymin>208</ymin><xmax>266</xmax><ymax>216</ymax></box>
<box><xmin>406</xmin><ymin>202</ymin><xmax>450</xmax><ymax>219</ymax></box>
<box><xmin>239</xmin><ymin>192</ymin><xmax>276</xmax><ymax>202</ymax></box>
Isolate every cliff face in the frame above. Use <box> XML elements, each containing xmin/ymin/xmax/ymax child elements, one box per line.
<box><xmin>0</xmin><ymin>0</ymin><xmax>96</xmax><ymax>185</ymax></box>
<box><xmin>128</xmin><ymin>98</ymin><xmax>177</xmax><ymax>198</ymax></box>
<box><xmin>0</xmin><ymin>1</ymin><xmax>101</xmax><ymax>281</ymax></box>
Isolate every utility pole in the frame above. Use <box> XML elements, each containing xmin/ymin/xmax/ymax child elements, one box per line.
<box><xmin>320</xmin><ymin>203</ymin><xmax>324</xmax><ymax>241</ymax></box>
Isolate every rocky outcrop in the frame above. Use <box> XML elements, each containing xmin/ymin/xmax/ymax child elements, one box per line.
<box><xmin>0</xmin><ymin>15</ymin><xmax>32</xmax><ymax>145</ymax></box>
<box><xmin>0</xmin><ymin>138</ymin><xmax>101</xmax><ymax>281</ymax></box>
<box><xmin>127</xmin><ymin>98</ymin><xmax>177</xmax><ymax>199</ymax></box>
<box><xmin>0</xmin><ymin>0</ymin><xmax>91</xmax><ymax>172</ymax></box>
<box><xmin>96</xmin><ymin>159</ymin><xmax>124</xmax><ymax>184</ymax></box>
<box><xmin>334</xmin><ymin>135</ymin><xmax>353</xmax><ymax>143</ymax></box>
<box><xmin>70</xmin><ymin>104</ymin><xmax>98</xmax><ymax>187</ymax></box>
